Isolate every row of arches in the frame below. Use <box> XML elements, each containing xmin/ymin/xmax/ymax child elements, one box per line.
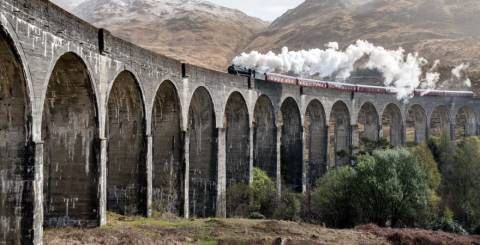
<box><xmin>1</xmin><ymin>26</ymin><xmax>479</xmax><ymax>242</ymax></box>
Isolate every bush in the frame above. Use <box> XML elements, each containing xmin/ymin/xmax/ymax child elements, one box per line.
<box><xmin>251</xmin><ymin>167</ymin><xmax>276</xmax><ymax>218</ymax></box>
<box><xmin>447</xmin><ymin>137</ymin><xmax>480</xmax><ymax>230</ymax></box>
<box><xmin>430</xmin><ymin>208</ymin><xmax>468</xmax><ymax>235</ymax></box>
<box><xmin>225</xmin><ymin>168</ymin><xmax>277</xmax><ymax>218</ymax></box>
<box><xmin>311</xmin><ymin>166</ymin><xmax>356</xmax><ymax>228</ymax></box>
<box><xmin>353</xmin><ymin>149</ymin><xmax>430</xmax><ymax>227</ymax></box>
<box><xmin>472</xmin><ymin>224</ymin><xmax>480</xmax><ymax>235</ymax></box>
<box><xmin>273</xmin><ymin>189</ymin><xmax>302</xmax><ymax>221</ymax></box>
<box><xmin>411</xmin><ymin>144</ymin><xmax>442</xmax><ymax>223</ymax></box>
<box><xmin>311</xmin><ymin>148</ymin><xmax>432</xmax><ymax>228</ymax></box>
<box><xmin>226</xmin><ymin>183</ymin><xmax>252</xmax><ymax>218</ymax></box>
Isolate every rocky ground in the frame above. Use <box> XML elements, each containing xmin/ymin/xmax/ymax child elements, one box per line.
<box><xmin>44</xmin><ymin>213</ymin><xmax>480</xmax><ymax>245</ymax></box>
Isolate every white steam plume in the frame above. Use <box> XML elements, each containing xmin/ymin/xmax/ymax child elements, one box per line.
<box><xmin>233</xmin><ymin>40</ymin><xmax>470</xmax><ymax>100</ymax></box>
<box><xmin>452</xmin><ymin>63</ymin><xmax>471</xmax><ymax>87</ymax></box>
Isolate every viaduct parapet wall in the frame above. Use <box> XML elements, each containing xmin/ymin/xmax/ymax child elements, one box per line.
<box><xmin>0</xmin><ymin>1</ymin><xmax>479</xmax><ymax>244</ymax></box>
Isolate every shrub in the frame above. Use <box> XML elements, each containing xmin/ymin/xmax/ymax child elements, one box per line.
<box><xmin>273</xmin><ymin>189</ymin><xmax>302</xmax><ymax>221</ymax></box>
<box><xmin>411</xmin><ymin>144</ymin><xmax>442</xmax><ymax>223</ymax></box>
<box><xmin>251</xmin><ymin>167</ymin><xmax>276</xmax><ymax>218</ymax></box>
<box><xmin>447</xmin><ymin>137</ymin><xmax>480</xmax><ymax>230</ymax></box>
<box><xmin>311</xmin><ymin>166</ymin><xmax>356</xmax><ymax>228</ymax></box>
<box><xmin>226</xmin><ymin>183</ymin><xmax>252</xmax><ymax>218</ymax></box>
<box><xmin>312</xmin><ymin>148</ymin><xmax>432</xmax><ymax>228</ymax></box>
<box><xmin>353</xmin><ymin>149</ymin><xmax>430</xmax><ymax>227</ymax></box>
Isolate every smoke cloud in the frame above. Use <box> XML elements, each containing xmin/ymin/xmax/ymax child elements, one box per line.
<box><xmin>233</xmin><ymin>40</ymin><xmax>470</xmax><ymax>100</ymax></box>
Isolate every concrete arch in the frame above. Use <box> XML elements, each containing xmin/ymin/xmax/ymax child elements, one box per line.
<box><xmin>187</xmin><ymin>84</ymin><xmax>220</xmax><ymax>128</ymax></box>
<box><xmin>280</xmin><ymin>97</ymin><xmax>303</xmax><ymax>192</ymax></box>
<box><xmin>224</xmin><ymin>92</ymin><xmax>250</xmax><ymax>217</ymax></box>
<box><xmin>106</xmin><ymin>69</ymin><xmax>148</xmax><ymax>117</ymax></box>
<box><xmin>304</xmin><ymin>99</ymin><xmax>327</xmax><ymax>190</ymax></box>
<box><xmin>328</xmin><ymin>101</ymin><xmax>351</xmax><ymax>166</ymax></box>
<box><xmin>382</xmin><ymin>103</ymin><xmax>403</xmax><ymax>146</ymax></box>
<box><xmin>42</xmin><ymin>52</ymin><xmax>99</xmax><ymax>228</ymax></box>
<box><xmin>0</xmin><ymin>26</ymin><xmax>34</xmax><ymax>244</ymax></box>
<box><xmin>41</xmin><ymin>51</ymin><xmax>101</xmax><ymax>136</ymax></box>
<box><xmin>151</xmin><ymin>80</ymin><xmax>184</xmax><ymax>216</ymax></box>
<box><xmin>187</xmin><ymin>86</ymin><xmax>217</xmax><ymax>218</ymax></box>
<box><xmin>406</xmin><ymin>104</ymin><xmax>427</xmax><ymax>144</ymax></box>
<box><xmin>430</xmin><ymin>105</ymin><xmax>451</xmax><ymax>139</ymax></box>
<box><xmin>253</xmin><ymin>95</ymin><xmax>277</xmax><ymax>180</ymax></box>
<box><xmin>357</xmin><ymin>102</ymin><xmax>380</xmax><ymax>147</ymax></box>
<box><xmin>455</xmin><ymin>106</ymin><xmax>477</xmax><ymax>138</ymax></box>
<box><xmin>106</xmin><ymin>70</ymin><xmax>147</xmax><ymax>216</ymax></box>
<box><xmin>222</xmin><ymin>89</ymin><xmax>251</xmax><ymax>125</ymax></box>
<box><xmin>278</xmin><ymin>95</ymin><xmax>302</xmax><ymax>125</ymax></box>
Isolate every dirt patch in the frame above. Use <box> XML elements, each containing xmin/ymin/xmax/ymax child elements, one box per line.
<box><xmin>44</xmin><ymin>214</ymin><xmax>387</xmax><ymax>245</ymax></box>
<box><xmin>357</xmin><ymin>224</ymin><xmax>480</xmax><ymax>245</ymax></box>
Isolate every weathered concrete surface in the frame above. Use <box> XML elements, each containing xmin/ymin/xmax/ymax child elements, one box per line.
<box><xmin>406</xmin><ymin>104</ymin><xmax>428</xmax><ymax>144</ymax></box>
<box><xmin>382</xmin><ymin>104</ymin><xmax>403</xmax><ymax>146</ymax></box>
<box><xmin>225</xmin><ymin>92</ymin><xmax>250</xmax><ymax>216</ymax></box>
<box><xmin>357</xmin><ymin>102</ymin><xmax>380</xmax><ymax>145</ymax></box>
<box><xmin>42</xmin><ymin>53</ymin><xmax>98</xmax><ymax>228</ymax></box>
<box><xmin>280</xmin><ymin>97</ymin><xmax>303</xmax><ymax>193</ymax></box>
<box><xmin>0</xmin><ymin>28</ymin><xmax>32</xmax><ymax>244</ymax></box>
<box><xmin>304</xmin><ymin>100</ymin><xmax>327</xmax><ymax>191</ymax></box>
<box><xmin>187</xmin><ymin>87</ymin><xmax>217</xmax><ymax>218</ymax></box>
<box><xmin>328</xmin><ymin>101</ymin><xmax>351</xmax><ymax>166</ymax></box>
<box><xmin>107</xmin><ymin>71</ymin><xmax>146</xmax><ymax>216</ymax></box>
<box><xmin>0</xmin><ymin>0</ymin><xmax>479</xmax><ymax>243</ymax></box>
<box><xmin>253</xmin><ymin>95</ymin><xmax>277</xmax><ymax>180</ymax></box>
<box><xmin>152</xmin><ymin>81</ymin><xmax>184</xmax><ymax>216</ymax></box>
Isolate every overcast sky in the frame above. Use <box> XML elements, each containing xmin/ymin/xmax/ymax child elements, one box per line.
<box><xmin>53</xmin><ymin>0</ymin><xmax>304</xmax><ymax>21</ymax></box>
<box><xmin>208</xmin><ymin>0</ymin><xmax>304</xmax><ymax>21</ymax></box>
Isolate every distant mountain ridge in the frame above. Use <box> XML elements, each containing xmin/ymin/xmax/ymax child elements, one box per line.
<box><xmin>56</xmin><ymin>0</ymin><xmax>480</xmax><ymax>91</ymax></box>
<box><xmin>245</xmin><ymin>0</ymin><xmax>480</xmax><ymax>90</ymax></box>
<box><xmin>72</xmin><ymin>0</ymin><xmax>268</xmax><ymax>71</ymax></box>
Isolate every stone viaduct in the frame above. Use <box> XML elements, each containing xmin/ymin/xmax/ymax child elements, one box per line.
<box><xmin>0</xmin><ymin>0</ymin><xmax>479</xmax><ymax>244</ymax></box>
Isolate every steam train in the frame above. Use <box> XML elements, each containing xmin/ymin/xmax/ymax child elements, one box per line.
<box><xmin>227</xmin><ymin>65</ymin><xmax>474</xmax><ymax>97</ymax></box>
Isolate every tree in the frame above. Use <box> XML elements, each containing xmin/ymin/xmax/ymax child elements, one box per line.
<box><xmin>311</xmin><ymin>166</ymin><xmax>356</xmax><ymax>228</ymax></box>
<box><xmin>353</xmin><ymin>149</ymin><xmax>430</xmax><ymax>227</ymax></box>
<box><xmin>411</xmin><ymin>144</ymin><xmax>442</xmax><ymax>222</ymax></box>
<box><xmin>447</xmin><ymin>137</ymin><xmax>480</xmax><ymax>230</ymax></box>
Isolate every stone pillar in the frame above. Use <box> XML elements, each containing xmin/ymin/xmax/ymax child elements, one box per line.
<box><xmin>302</xmin><ymin>127</ymin><xmax>308</xmax><ymax>193</ymax></box>
<box><xmin>450</xmin><ymin>121</ymin><xmax>456</xmax><ymax>141</ymax></box>
<box><xmin>216</xmin><ymin>128</ymin><xmax>227</xmax><ymax>218</ymax></box>
<box><xmin>145</xmin><ymin>135</ymin><xmax>153</xmax><ymax>217</ymax></box>
<box><xmin>33</xmin><ymin>141</ymin><xmax>44</xmax><ymax>245</ymax></box>
<box><xmin>401</xmin><ymin>124</ymin><xmax>407</xmax><ymax>146</ymax></box>
<box><xmin>183</xmin><ymin>130</ymin><xmax>190</xmax><ymax>219</ymax></box>
<box><xmin>276</xmin><ymin>125</ymin><xmax>282</xmax><ymax>198</ymax></box>
<box><xmin>249</xmin><ymin>126</ymin><xmax>254</xmax><ymax>184</ymax></box>
<box><xmin>98</xmin><ymin>138</ymin><xmax>107</xmax><ymax>226</ymax></box>
<box><xmin>351</xmin><ymin>124</ymin><xmax>359</xmax><ymax>157</ymax></box>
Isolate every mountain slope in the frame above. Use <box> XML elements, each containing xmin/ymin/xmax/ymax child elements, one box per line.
<box><xmin>73</xmin><ymin>0</ymin><xmax>267</xmax><ymax>70</ymax></box>
<box><xmin>246</xmin><ymin>0</ymin><xmax>480</xmax><ymax>86</ymax></box>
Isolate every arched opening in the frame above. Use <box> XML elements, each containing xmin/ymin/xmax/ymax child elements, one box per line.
<box><xmin>328</xmin><ymin>101</ymin><xmax>351</xmax><ymax>166</ymax></box>
<box><xmin>406</xmin><ymin>105</ymin><xmax>427</xmax><ymax>145</ymax></box>
<box><xmin>42</xmin><ymin>53</ymin><xmax>98</xmax><ymax>227</ymax></box>
<box><xmin>357</xmin><ymin>103</ymin><xmax>379</xmax><ymax>150</ymax></box>
<box><xmin>304</xmin><ymin>100</ymin><xmax>327</xmax><ymax>190</ymax></box>
<box><xmin>106</xmin><ymin>71</ymin><xmax>146</xmax><ymax>216</ymax></box>
<box><xmin>188</xmin><ymin>87</ymin><xmax>217</xmax><ymax>218</ymax></box>
<box><xmin>382</xmin><ymin>104</ymin><xmax>403</xmax><ymax>146</ymax></box>
<box><xmin>430</xmin><ymin>105</ymin><xmax>451</xmax><ymax>139</ymax></box>
<box><xmin>224</xmin><ymin>92</ymin><xmax>250</xmax><ymax>217</ymax></box>
<box><xmin>0</xmin><ymin>29</ymin><xmax>31</xmax><ymax>243</ymax></box>
<box><xmin>152</xmin><ymin>81</ymin><xmax>183</xmax><ymax>216</ymax></box>
<box><xmin>280</xmin><ymin>98</ymin><xmax>302</xmax><ymax>193</ymax></box>
<box><xmin>455</xmin><ymin>106</ymin><xmax>476</xmax><ymax>138</ymax></box>
<box><xmin>253</xmin><ymin>95</ymin><xmax>276</xmax><ymax>180</ymax></box>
